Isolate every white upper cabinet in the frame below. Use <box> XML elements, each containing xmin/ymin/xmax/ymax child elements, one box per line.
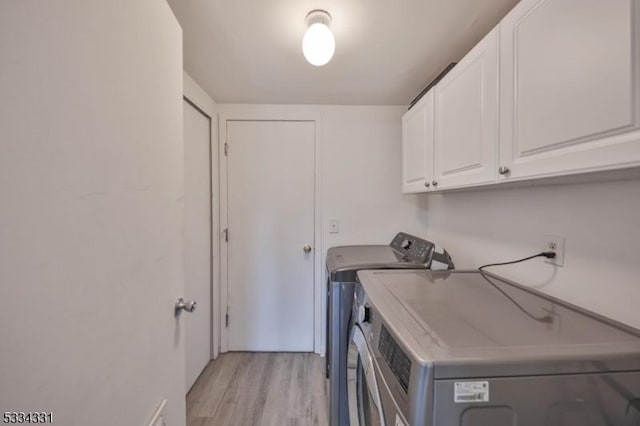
<box><xmin>433</xmin><ymin>27</ymin><xmax>499</xmax><ymax>189</ymax></box>
<box><xmin>401</xmin><ymin>0</ymin><xmax>640</xmax><ymax>193</ymax></box>
<box><xmin>499</xmin><ymin>0</ymin><xmax>640</xmax><ymax>180</ymax></box>
<box><xmin>402</xmin><ymin>91</ymin><xmax>434</xmax><ymax>193</ymax></box>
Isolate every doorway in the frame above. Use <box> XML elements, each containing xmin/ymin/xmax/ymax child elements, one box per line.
<box><xmin>222</xmin><ymin>120</ymin><xmax>316</xmax><ymax>351</ymax></box>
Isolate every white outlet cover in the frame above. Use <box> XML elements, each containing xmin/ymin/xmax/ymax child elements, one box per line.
<box><xmin>542</xmin><ymin>234</ymin><xmax>565</xmax><ymax>267</ymax></box>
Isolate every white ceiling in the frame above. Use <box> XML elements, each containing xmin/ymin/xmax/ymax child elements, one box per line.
<box><xmin>167</xmin><ymin>0</ymin><xmax>519</xmax><ymax>105</ymax></box>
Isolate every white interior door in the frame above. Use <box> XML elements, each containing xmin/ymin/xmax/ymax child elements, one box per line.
<box><xmin>184</xmin><ymin>100</ymin><xmax>212</xmax><ymax>390</ymax></box>
<box><xmin>226</xmin><ymin>120</ymin><xmax>315</xmax><ymax>351</ymax></box>
<box><xmin>0</xmin><ymin>1</ymin><xmax>185</xmax><ymax>425</ymax></box>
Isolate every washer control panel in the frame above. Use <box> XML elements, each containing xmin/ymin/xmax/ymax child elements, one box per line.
<box><xmin>390</xmin><ymin>232</ymin><xmax>434</xmax><ymax>264</ymax></box>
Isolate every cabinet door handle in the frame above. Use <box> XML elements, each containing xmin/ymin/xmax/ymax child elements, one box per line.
<box><xmin>498</xmin><ymin>166</ymin><xmax>510</xmax><ymax>175</ymax></box>
<box><xmin>432</xmin><ymin>180</ymin><xmax>438</xmax><ymax>186</ymax></box>
<box><xmin>424</xmin><ymin>181</ymin><xmax>431</xmax><ymax>188</ymax></box>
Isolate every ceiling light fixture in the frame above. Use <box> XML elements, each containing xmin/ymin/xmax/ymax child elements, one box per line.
<box><xmin>302</xmin><ymin>9</ymin><xmax>335</xmax><ymax>66</ymax></box>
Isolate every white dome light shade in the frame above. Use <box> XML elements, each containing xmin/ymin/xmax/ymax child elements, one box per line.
<box><xmin>302</xmin><ymin>23</ymin><xmax>335</xmax><ymax>66</ymax></box>
<box><xmin>302</xmin><ymin>11</ymin><xmax>335</xmax><ymax>66</ymax></box>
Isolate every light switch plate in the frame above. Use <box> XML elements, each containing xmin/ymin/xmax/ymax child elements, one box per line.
<box><xmin>328</xmin><ymin>218</ymin><xmax>340</xmax><ymax>234</ymax></box>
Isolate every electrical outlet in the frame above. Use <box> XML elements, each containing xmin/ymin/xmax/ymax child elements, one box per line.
<box><xmin>328</xmin><ymin>218</ymin><xmax>340</xmax><ymax>234</ymax></box>
<box><xmin>148</xmin><ymin>399</ymin><xmax>167</xmax><ymax>426</ymax></box>
<box><xmin>542</xmin><ymin>234</ymin><xmax>566</xmax><ymax>266</ymax></box>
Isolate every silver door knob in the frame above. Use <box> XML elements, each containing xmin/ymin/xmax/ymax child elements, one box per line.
<box><xmin>424</xmin><ymin>181</ymin><xmax>430</xmax><ymax>188</ymax></box>
<box><xmin>498</xmin><ymin>166</ymin><xmax>510</xmax><ymax>175</ymax></box>
<box><xmin>175</xmin><ymin>298</ymin><xmax>197</xmax><ymax>314</ymax></box>
<box><xmin>432</xmin><ymin>180</ymin><xmax>438</xmax><ymax>186</ymax></box>
<box><xmin>303</xmin><ymin>245</ymin><xmax>312</xmax><ymax>253</ymax></box>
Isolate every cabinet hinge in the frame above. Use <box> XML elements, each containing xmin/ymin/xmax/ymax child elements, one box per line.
<box><xmin>223</xmin><ymin>228</ymin><xmax>229</xmax><ymax>242</ymax></box>
<box><xmin>224</xmin><ymin>142</ymin><xmax>228</xmax><ymax>156</ymax></box>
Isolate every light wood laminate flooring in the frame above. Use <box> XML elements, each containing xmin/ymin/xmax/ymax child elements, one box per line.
<box><xmin>187</xmin><ymin>352</ymin><xmax>329</xmax><ymax>426</ymax></box>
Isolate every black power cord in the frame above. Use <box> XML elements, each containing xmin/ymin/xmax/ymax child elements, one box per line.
<box><xmin>478</xmin><ymin>251</ymin><xmax>557</xmax><ymax>324</ymax></box>
<box><xmin>478</xmin><ymin>251</ymin><xmax>556</xmax><ymax>272</ymax></box>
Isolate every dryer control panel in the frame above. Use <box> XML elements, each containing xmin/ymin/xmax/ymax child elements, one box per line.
<box><xmin>390</xmin><ymin>232</ymin><xmax>434</xmax><ymax>264</ymax></box>
<box><xmin>379</xmin><ymin>324</ymin><xmax>412</xmax><ymax>393</ymax></box>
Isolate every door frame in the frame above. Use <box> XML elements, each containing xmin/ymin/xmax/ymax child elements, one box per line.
<box><xmin>218</xmin><ymin>105</ymin><xmax>323</xmax><ymax>354</ymax></box>
<box><xmin>183</xmin><ymin>73</ymin><xmax>220</xmax><ymax>360</ymax></box>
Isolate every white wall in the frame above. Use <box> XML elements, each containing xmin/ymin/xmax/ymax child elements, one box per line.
<box><xmin>320</xmin><ymin>107</ymin><xmax>429</xmax><ymax>247</ymax></box>
<box><xmin>0</xmin><ymin>2</ymin><xmax>186</xmax><ymax>425</ymax></box>
<box><xmin>423</xmin><ymin>176</ymin><xmax>640</xmax><ymax>329</ymax></box>
<box><xmin>217</xmin><ymin>104</ymin><xmax>429</xmax><ymax>353</ymax></box>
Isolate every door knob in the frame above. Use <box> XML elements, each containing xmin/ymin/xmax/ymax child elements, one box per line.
<box><xmin>424</xmin><ymin>181</ymin><xmax>431</xmax><ymax>188</ymax></box>
<box><xmin>303</xmin><ymin>245</ymin><xmax>312</xmax><ymax>253</ymax></box>
<box><xmin>498</xmin><ymin>166</ymin><xmax>510</xmax><ymax>175</ymax></box>
<box><xmin>175</xmin><ymin>298</ymin><xmax>197</xmax><ymax>315</ymax></box>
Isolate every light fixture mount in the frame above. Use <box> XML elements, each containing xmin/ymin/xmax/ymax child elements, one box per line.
<box><xmin>305</xmin><ymin>9</ymin><xmax>332</xmax><ymax>27</ymax></box>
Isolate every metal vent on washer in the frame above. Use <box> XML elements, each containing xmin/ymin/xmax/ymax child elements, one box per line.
<box><xmin>378</xmin><ymin>324</ymin><xmax>411</xmax><ymax>393</ymax></box>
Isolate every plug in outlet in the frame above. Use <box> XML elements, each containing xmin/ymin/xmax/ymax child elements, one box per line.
<box><xmin>542</xmin><ymin>235</ymin><xmax>565</xmax><ymax>266</ymax></box>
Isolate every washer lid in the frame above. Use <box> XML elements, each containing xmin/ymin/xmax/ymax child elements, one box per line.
<box><xmin>358</xmin><ymin>270</ymin><xmax>640</xmax><ymax>378</ymax></box>
<box><xmin>326</xmin><ymin>245</ymin><xmax>426</xmax><ymax>282</ymax></box>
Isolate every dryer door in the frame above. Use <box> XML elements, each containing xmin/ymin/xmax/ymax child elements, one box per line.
<box><xmin>347</xmin><ymin>325</ymin><xmax>386</xmax><ymax>426</ymax></box>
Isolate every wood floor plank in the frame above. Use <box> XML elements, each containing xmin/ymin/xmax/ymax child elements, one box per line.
<box><xmin>187</xmin><ymin>352</ymin><xmax>328</xmax><ymax>426</ymax></box>
<box><xmin>187</xmin><ymin>352</ymin><xmax>247</xmax><ymax>419</ymax></box>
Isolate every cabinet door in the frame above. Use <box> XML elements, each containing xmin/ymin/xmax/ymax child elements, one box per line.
<box><xmin>433</xmin><ymin>27</ymin><xmax>499</xmax><ymax>190</ymax></box>
<box><xmin>500</xmin><ymin>0</ymin><xmax>640</xmax><ymax>181</ymax></box>
<box><xmin>402</xmin><ymin>91</ymin><xmax>434</xmax><ymax>193</ymax></box>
